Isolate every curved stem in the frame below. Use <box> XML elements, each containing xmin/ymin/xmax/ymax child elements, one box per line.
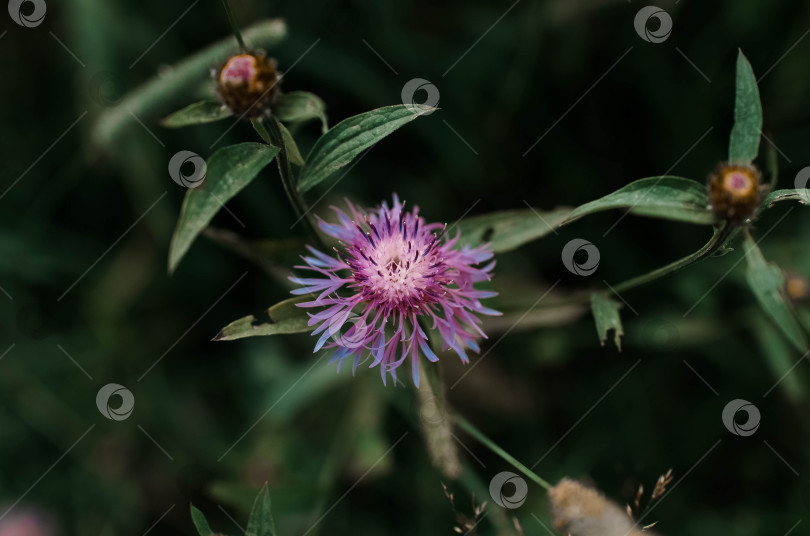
<box><xmin>608</xmin><ymin>221</ymin><xmax>734</xmax><ymax>295</ymax></box>
<box><xmin>454</xmin><ymin>414</ymin><xmax>552</xmax><ymax>490</ymax></box>
<box><xmin>537</xmin><ymin>222</ymin><xmax>737</xmax><ymax>309</ymax></box>
<box><xmin>220</xmin><ymin>0</ymin><xmax>246</xmax><ymax>50</ymax></box>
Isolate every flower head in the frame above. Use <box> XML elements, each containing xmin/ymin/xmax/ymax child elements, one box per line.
<box><xmin>216</xmin><ymin>52</ymin><xmax>280</xmax><ymax>118</ymax></box>
<box><xmin>290</xmin><ymin>196</ymin><xmax>500</xmax><ymax>386</ymax></box>
<box><xmin>708</xmin><ymin>163</ymin><xmax>763</xmax><ymax>221</ymax></box>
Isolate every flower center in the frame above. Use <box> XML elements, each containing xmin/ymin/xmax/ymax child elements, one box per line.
<box><xmin>723</xmin><ymin>170</ymin><xmax>754</xmax><ymax>196</ymax></box>
<box><xmin>351</xmin><ymin>234</ymin><xmax>445</xmax><ymax>311</ymax></box>
<box><xmin>219</xmin><ymin>54</ymin><xmax>257</xmax><ymax>84</ymax></box>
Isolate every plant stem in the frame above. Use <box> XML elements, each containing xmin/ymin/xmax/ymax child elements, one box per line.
<box><xmin>220</xmin><ymin>0</ymin><xmax>246</xmax><ymax>50</ymax></box>
<box><xmin>607</xmin><ymin>221</ymin><xmax>734</xmax><ymax>295</ymax></box>
<box><xmin>259</xmin><ymin>116</ymin><xmax>321</xmax><ymax>244</ymax></box>
<box><xmin>534</xmin><ymin>222</ymin><xmax>737</xmax><ymax>309</ymax></box>
<box><xmin>453</xmin><ymin>414</ymin><xmax>552</xmax><ymax>490</ymax></box>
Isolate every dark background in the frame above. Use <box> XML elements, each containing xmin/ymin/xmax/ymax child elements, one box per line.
<box><xmin>1</xmin><ymin>0</ymin><xmax>809</xmax><ymax>534</ymax></box>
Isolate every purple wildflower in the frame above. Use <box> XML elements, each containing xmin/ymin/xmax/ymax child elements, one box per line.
<box><xmin>290</xmin><ymin>195</ymin><xmax>500</xmax><ymax>386</ymax></box>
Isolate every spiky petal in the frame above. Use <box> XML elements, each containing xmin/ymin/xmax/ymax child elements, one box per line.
<box><xmin>290</xmin><ymin>195</ymin><xmax>500</xmax><ymax>386</ymax></box>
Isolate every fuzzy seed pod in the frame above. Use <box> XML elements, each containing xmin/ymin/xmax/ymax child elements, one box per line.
<box><xmin>216</xmin><ymin>53</ymin><xmax>280</xmax><ymax>118</ymax></box>
<box><xmin>548</xmin><ymin>478</ymin><xmax>660</xmax><ymax>536</ymax></box>
<box><xmin>708</xmin><ymin>163</ymin><xmax>763</xmax><ymax>221</ymax></box>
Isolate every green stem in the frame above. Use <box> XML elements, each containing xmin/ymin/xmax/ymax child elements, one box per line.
<box><xmin>608</xmin><ymin>221</ymin><xmax>735</xmax><ymax>295</ymax></box>
<box><xmin>453</xmin><ymin>414</ymin><xmax>552</xmax><ymax>490</ymax></box>
<box><xmin>534</xmin><ymin>222</ymin><xmax>737</xmax><ymax>309</ymax></box>
<box><xmin>220</xmin><ymin>0</ymin><xmax>246</xmax><ymax>50</ymax></box>
<box><xmin>258</xmin><ymin>116</ymin><xmax>321</xmax><ymax>244</ymax></box>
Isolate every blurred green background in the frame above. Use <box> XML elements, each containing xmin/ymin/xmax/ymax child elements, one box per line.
<box><xmin>2</xmin><ymin>0</ymin><xmax>809</xmax><ymax>534</ymax></box>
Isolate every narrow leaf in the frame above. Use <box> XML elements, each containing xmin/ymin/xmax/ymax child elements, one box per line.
<box><xmin>729</xmin><ymin>50</ymin><xmax>763</xmax><ymax>164</ymax></box>
<box><xmin>297</xmin><ymin>104</ymin><xmax>435</xmax><ymax>193</ymax></box>
<box><xmin>277</xmin><ymin>120</ymin><xmax>305</xmax><ymax>166</ymax></box>
<box><xmin>274</xmin><ymin>91</ymin><xmax>328</xmax><ymax>133</ymax></box>
<box><xmin>591</xmin><ymin>292</ymin><xmax>624</xmax><ymax>349</ymax></box>
<box><xmin>169</xmin><ymin>143</ymin><xmax>279</xmax><ymax>273</ymax></box>
<box><xmin>565</xmin><ymin>177</ymin><xmax>715</xmax><ymax>226</ymax></box>
<box><xmin>457</xmin><ymin>207</ymin><xmax>573</xmax><ymax>253</ymax></box>
<box><xmin>190</xmin><ymin>505</ymin><xmax>214</xmax><ymax>536</ymax></box>
<box><xmin>161</xmin><ymin>101</ymin><xmax>232</xmax><ymax>128</ymax></box>
<box><xmin>246</xmin><ymin>484</ymin><xmax>276</xmax><ymax>536</ymax></box>
<box><xmin>458</xmin><ymin>177</ymin><xmax>712</xmax><ymax>254</ymax></box>
<box><xmin>213</xmin><ymin>297</ymin><xmax>311</xmax><ymax>341</ymax></box>
<box><xmin>743</xmin><ymin>233</ymin><xmax>807</xmax><ymax>353</ymax></box>
<box><xmin>762</xmin><ymin>189</ymin><xmax>810</xmax><ymax>208</ymax></box>
<box><xmin>251</xmin><ymin>119</ymin><xmax>304</xmax><ymax>166</ymax></box>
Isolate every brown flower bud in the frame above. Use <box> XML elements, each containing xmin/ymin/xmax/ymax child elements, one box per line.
<box><xmin>216</xmin><ymin>53</ymin><xmax>280</xmax><ymax>118</ymax></box>
<box><xmin>708</xmin><ymin>163</ymin><xmax>763</xmax><ymax>221</ymax></box>
<box><xmin>785</xmin><ymin>273</ymin><xmax>810</xmax><ymax>303</ymax></box>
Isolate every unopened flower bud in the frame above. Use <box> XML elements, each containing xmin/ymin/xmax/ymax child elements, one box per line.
<box><xmin>708</xmin><ymin>163</ymin><xmax>763</xmax><ymax>221</ymax></box>
<box><xmin>216</xmin><ymin>53</ymin><xmax>280</xmax><ymax>118</ymax></box>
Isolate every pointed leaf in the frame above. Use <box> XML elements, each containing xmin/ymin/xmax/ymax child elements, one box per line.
<box><xmin>743</xmin><ymin>233</ymin><xmax>807</xmax><ymax>353</ymax></box>
<box><xmin>274</xmin><ymin>91</ymin><xmax>328</xmax><ymax>133</ymax></box>
<box><xmin>457</xmin><ymin>207</ymin><xmax>573</xmax><ymax>253</ymax></box>
<box><xmin>458</xmin><ymin>177</ymin><xmax>713</xmax><ymax>253</ymax></box>
<box><xmin>762</xmin><ymin>189</ymin><xmax>810</xmax><ymax>208</ymax></box>
<box><xmin>190</xmin><ymin>505</ymin><xmax>214</xmax><ymax>536</ymax></box>
<box><xmin>277</xmin><ymin>120</ymin><xmax>305</xmax><ymax>166</ymax></box>
<box><xmin>591</xmin><ymin>292</ymin><xmax>624</xmax><ymax>349</ymax></box>
<box><xmin>251</xmin><ymin>118</ymin><xmax>304</xmax><ymax>166</ymax></box>
<box><xmin>169</xmin><ymin>143</ymin><xmax>279</xmax><ymax>273</ymax></box>
<box><xmin>565</xmin><ymin>176</ymin><xmax>715</xmax><ymax>225</ymax></box>
<box><xmin>297</xmin><ymin>104</ymin><xmax>436</xmax><ymax>193</ymax></box>
<box><xmin>246</xmin><ymin>484</ymin><xmax>276</xmax><ymax>536</ymax></box>
<box><xmin>214</xmin><ymin>297</ymin><xmax>312</xmax><ymax>341</ymax></box>
<box><xmin>162</xmin><ymin>101</ymin><xmax>232</xmax><ymax>128</ymax></box>
<box><xmin>729</xmin><ymin>51</ymin><xmax>763</xmax><ymax>164</ymax></box>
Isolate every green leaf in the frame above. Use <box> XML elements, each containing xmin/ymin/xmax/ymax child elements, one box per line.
<box><xmin>457</xmin><ymin>177</ymin><xmax>713</xmax><ymax>253</ymax></box>
<box><xmin>753</xmin><ymin>315</ymin><xmax>804</xmax><ymax>402</ymax></box>
<box><xmin>729</xmin><ymin>50</ymin><xmax>763</xmax><ymax>164</ymax></box>
<box><xmin>743</xmin><ymin>233</ymin><xmax>807</xmax><ymax>353</ymax></box>
<box><xmin>251</xmin><ymin>118</ymin><xmax>304</xmax><ymax>166</ymax></box>
<box><xmin>591</xmin><ymin>292</ymin><xmax>624</xmax><ymax>349</ymax></box>
<box><xmin>274</xmin><ymin>91</ymin><xmax>328</xmax><ymax>133</ymax></box>
<box><xmin>246</xmin><ymin>484</ymin><xmax>276</xmax><ymax>536</ymax></box>
<box><xmin>161</xmin><ymin>101</ymin><xmax>232</xmax><ymax>128</ymax></box>
<box><xmin>213</xmin><ymin>297</ymin><xmax>311</xmax><ymax>341</ymax></box>
<box><xmin>297</xmin><ymin>104</ymin><xmax>436</xmax><ymax>193</ymax></box>
<box><xmin>190</xmin><ymin>505</ymin><xmax>214</xmax><ymax>536</ymax></box>
<box><xmin>277</xmin><ymin>120</ymin><xmax>305</xmax><ymax>166</ymax></box>
<box><xmin>168</xmin><ymin>143</ymin><xmax>279</xmax><ymax>273</ymax></box>
<box><xmin>762</xmin><ymin>189</ymin><xmax>810</xmax><ymax>208</ymax></box>
<box><xmin>565</xmin><ymin>176</ymin><xmax>715</xmax><ymax>226</ymax></box>
<box><xmin>457</xmin><ymin>207</ymin><xmax>573</xmax><ymax>253</ymax></box>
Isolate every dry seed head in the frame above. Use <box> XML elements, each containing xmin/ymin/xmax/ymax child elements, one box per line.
<box><xmin>216</xmin><ymin>52</ymin><xmax>280</xmax><ymax>118</ymax></box>
<box><xmin>708</xmin><ymin>163</ymin><xmax>763</xmax><ymax>221</ymax></box>
<box><xmin>549</xmin><ymin>478</ymin><xmax>661</xmax><ymax>536</ymax></box>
